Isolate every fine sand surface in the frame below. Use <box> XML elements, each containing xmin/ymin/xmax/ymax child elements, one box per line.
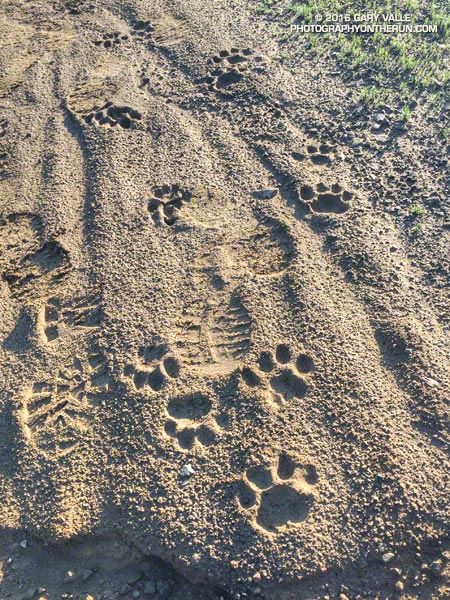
<box><xmin>0</xmin><ymin>0</ymin><xmax>449</xmax><ymax>598</ymax></box>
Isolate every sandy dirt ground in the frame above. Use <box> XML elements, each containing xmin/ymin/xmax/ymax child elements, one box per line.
<box><xmin>0</xmin><ymin>0</ymin><xmax>449</xmax><ymax>598</ymax></box>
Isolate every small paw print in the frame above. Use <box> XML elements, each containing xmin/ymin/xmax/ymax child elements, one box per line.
<box><xmin>125</xmin><ymin>344</ymin><xmax>180</xmax><ymax>392</ymax></box>
<box><xmin>205</xmin><ymin>48</ymin><xmax>265</xmax><ymax>95</ymax></box>
<box><xmin>148</xmin><ymin>184</ymin><xmax>192</xmax><ymax>226</ymax></box>
<box><xmin>241</xmin><ymin>344</ymin><xmax>314</xmax><ymax>405</ymax></box>
<box><xmin>163</xmin><ymin>392</ymin><xmax>221</xmax><ymax>450</ymax></box>
<box><xmin>300</xmin><ymin>182</ymin><xmax>353</xmax><ymax>215</ymax></box>
<box><xmin>237</xmin><ymin>453</ymin><xmax>318</xmax><ymax>533</ymax></box>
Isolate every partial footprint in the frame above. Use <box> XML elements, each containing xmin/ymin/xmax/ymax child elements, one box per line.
<box><xmin>163</xmin><ymin>392</ymin><xmax>220</xmax><ymax>450</ymax></box>
<box><xmin>93</xmin><ymin>32</ymin><xmax>129</xmax><ymax>48</ymax></box>
<box><xmin>175</xmin><ymin>292</ymin><xmax>251</xmax><ymax>375</ymax></box>
<box><xmin>125</xmin><ymin>345</ymin><xmax>180</xmax><ymax>392</ymax></box>
<box><xmin>131</xmin><ymin>20</ymin><xmax>155</xmax><ymax>41</ymax></box>
<box><xmin>241</xmin><ymin>344</ymin><xmax>314</xmax><ymax>405</ymax></box>
<box><xmin>205</xmin><ymin>48</ymin><xmax>265</xmax><ymax>95</ymax></box>
<box><xmin>131</xmin><ymin>15</ymin><xmax>188</xmax><ymax>46</ymax></box>
<box><xmin>300</xmin><ymin>182</ymin><xmax>353</xmax><ymax>215</ymax></box>
<box><xmin>0</xmin><ymin>213</ymin><xmax>70</xmax><ymax>300</ymax></box>
<box><xmin>20</xmin><ymin>348</ymin><xmax>109</xmax><ymax>458</ymax></box>
<box><xmin>228</xmin><ymin>218</ymin><xmax>294</xmax><ymax>277</ymax></box>
<box><xmin>292</xmin><ymin>142</ymin><xmax>334</xmax><ymax>167</ymax></box>
<box><xmin>38</xmin><ymin>295</ymin><xmax>102</xmax><ymax>343</ymax></box>
<box><xmin>147</xmin><ymin>184</ymin><xmax>192</xmax><ymax>226</ymax></box>
<box><xmin>237</xmin><ymin>453</ymin><xmax>318</xmax><ymax>533</ymax></box>
<box><xmin>67</xmin><ymin>83</ymin><xmax>142</xmax><ymax>130</ymax></box>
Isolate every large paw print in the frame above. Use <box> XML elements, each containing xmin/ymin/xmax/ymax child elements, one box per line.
<box><xmin>237</xmin><ymin>453</ymin><xmax>318</xmax><ymax>533</ymax></box>
<box><xmin>300</xmin><ymin>182</ymin><xmax>353</xmax><ymax>215</ymax></box>
<box><xmin>148</xmin><ymin>184</ymin><xmax>192</xmax><ymax>226</ymax></box>
<box><xmin>163</xmin><ymin>392</ymin><xmax>221</xmax><ymax>450</ymax></box>
<box><xmin>292</xmin><ymin>142</ymin><xmax>334</xmax><ymax>167</ymax></box>
<box><xmin>125</xmin><ymin>344</ymin><xmax>180</xmax><ymax>392</ymax></box>
<box><xmin>241</xmin><ymin>344</ymin><xmax>314</xmax><ymax>405</ymax></box>
<box><xmin>131</xmin><ymin>20</ymin><xmax>154</xmax><ymax>41</ymax></box>
<box><xmin>205</xmin><ymin>48</ymin><xmax>265</xmax><ymax>95</ymax></box>
<box><xmin>83</xmin><ymin>103</ymin><xmax>142</xmax><ymax>130</ymax></box>
<box><xmin>93</xmin><ymin>32</ymin><xmax>129</xmax><ymax>48</ymax></box>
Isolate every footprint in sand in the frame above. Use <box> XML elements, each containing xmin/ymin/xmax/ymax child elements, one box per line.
<box><xmin>240</xmin><ymin>343</ymin><xmax>314</xmax><ymax>406</ymax></box>
<box><xmin>147</xmin><ymin>184</ymin><xmax>192</xmax><ymax>226</ymax></box>
<box><xmin>0</xmin><ymin>213</ymin><xmax>70</xmax><ymax>300</ymax></box>
<box><xmin>20</xmin><ymin>347</ymin><xmax>110</xmax><ymax>458</ymax></box>
<box><xmin>38</xmin><ymin>295</ymin><xmax>102</xmax><ymax>343</ymax></box>
<box><xmin>237</xmin><ymin>453</ymin><xmax>318</xmax><ymax>533</ymax></box>
<box><xmin>205</xmin><ymin>48</ymin><xmax>265</xmax><ymax>96</ymax></box>
<box><xmin>163</xmin><ymin>392</ymin><xmax>222</xmax><ymax>451</ymax></box>
<box><xmin>124</xmin><ymin>344</ymin><xmax>181</xmax><ymax>393</ymax></box>
<box><xmin>300</xmin><ymin>182</ymin><xmax>353</xmax><ymax>215</ymax></box>
<box><xmin>292</xmin><ymin>141</ymin><xmax>334</xmax><ymax>168</ymax></box>
<box><xmin>93</xmin><ymin>32</ymin><xmax>129</xmax><ymax>48</ymax></box>
<box><xmin>67</xmin><ymin>83</ymin><xmax>142</xmax><ymax>130</ymax></box>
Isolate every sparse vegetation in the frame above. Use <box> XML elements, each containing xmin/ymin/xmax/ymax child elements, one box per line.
<box><xmin>400</xmin><ymin>105</ymin><xmax>412</xmax><ymax>121</ymax></box>
<box><xmin>263</xmin><ymin>0</ymin><xmax>450</xmax><ymax>108</ymax></box>
<box><xmin>411</xmin><ymin>204</ymin><xmax>424</xmax><ymax>216</ymax></box>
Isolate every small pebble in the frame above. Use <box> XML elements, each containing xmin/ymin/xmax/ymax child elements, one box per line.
<box><xmin>144</xmin><ymin>580</ymin><xmax>156</xmax><ymax>595</ymax></box>
<box><xmin>430</xmin><ymin>559</ymin><xmax>443</xmax><ymax>575</ymax></box>
<box><xmin>253</xmin><ymin>188</ymin><xmax>278</xmax><ymax>200</ymax></box>
<box><xmin>382</xmin><ymin>552</ymin><xmax>395</xmax><ymax>563</ymax></box>
<box><xmin>395</xmin><ymin>581</ymin><xmax>404</xmax><ymax>592</ymax></box>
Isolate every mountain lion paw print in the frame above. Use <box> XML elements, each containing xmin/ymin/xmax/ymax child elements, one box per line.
<box><xmin>93</xmin><ymin>32</ymin><xmax>129</xmax><ymax>48</ymax></box>
<box><xmin>163</xmin><ymin>392</ymin><xmax>221</xmax><ymax>450</ymax></box>
<box><xmin>67</xmin><ymin>86</ymin><xmax>142</xmax><ymax>130</ymax></box>
<box><xmin>300</xmin><ymin>182</ymin><xmax>353</xmax><ymax>215</ymax></box>
<box><xmin>241</xmin><ymin>344</ymin><xmax>314</xmax><ymax>405</ymax></box>
<box><xmin>148</xmin><ymin>184</ymin><xmax>192</xmax><ymax>226</ymax></box>
<box><xmin>205</xmin><ymin>48</ymin><xmax>265</xmax><ymax>95</ymax></box>
<box><xmin>237</xmin><ymin>453</ymin><xmax>318</xmax><ymax>533</ymax></box>
<box><xmin>125</xmin><ymin>344</ymin><xmax>180</xmax><ymax>392</ymax></box>
<box><xmin>131</xmin><ymin>20</ymin><xmax>154</xmax><ymax>41</ymax></box>
<box><xmin>292</xmin><ymin>142</ymin><xmax>334</xmax><ymax>167</ymax></box>
<box><xmin>83</xmin><ymin>103</ymin><xmax>142</xmax><ymax>130</ymax></box>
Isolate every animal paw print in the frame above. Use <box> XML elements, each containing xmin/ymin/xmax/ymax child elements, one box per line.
<box><xmin>93</xmin><ymin>32</ymin><xmax>129</xmax><ymax>48</ymax></box>
<box><xmin>292</xmin><ymin>142</ymin><xmax>333</xmax><ymax>167</ymax></box>
<box><xmin>163</xmin><ymin>392</ymin><xmax>220</xmax><ymax>450</ymax></box>
<box><xmin>0</xmin><ymin>213</ymin><xmax>70</xmax><ymax>300</ymax></box>
<box><xmin>241</xmin><ymin>344</ymin><xmax>314</xmax><ymax>405</ymax></box>
<box><xmin>21</xmin><ymin>349</ymin><xmax>109</xmax><ymax>457</ymax></box>
<box><xmin>148</xmin><ymin>184</ymin><xmax>192</xmax><ymax>226</ymax></box>
<box><xmin>125</xmin><ymin>344</ymin><xmax>180</xmax><ymax>392</ymax></box>
<box><xmin>237</xmin><ymin>453</ymin><xmax>318</xmax><ymax>533</ymax></box>
<box><xmin>131</xmin><ymin>20</ymin><xmax>154</xmax><ymax>41</ymax></box>
<box><xmin>205</xmin><ymin>48</ymin><xmax>265</xmax><ymax>95</ymax></box>
<box><xmin>39</xmin><ymin>296</ymin><xmax>102</xmax><ymax>343</ymax></box>
<box><xmin>300</xmin><ymin>182</ymin><xmax>353</xmax><ymax>215</ymax></box>
<box><xmin>82</xmin><ymin>103</ymin><xmax>142</xmax><ymax>130</ymax></box>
